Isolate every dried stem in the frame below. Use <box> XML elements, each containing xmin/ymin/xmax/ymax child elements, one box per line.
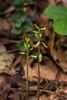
<box><xmin>26</xmin><ymin>42</ymin><xmax>29</xmax><ymax>100</ymax></box>
<box><xmin>37</xmin><ymin>29</ymin><xmax>40</xmax><ymax>100</ymax></box>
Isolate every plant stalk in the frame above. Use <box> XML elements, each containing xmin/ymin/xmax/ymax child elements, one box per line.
<box><xmin>37</xmin><ymin>29</ymin><xmax>40</xmax><ymax>100</ymax></box>
<box><xmin>26</xmin><ymin>42</ymin><xmax>28</xmax><ymax>100</ymax></box>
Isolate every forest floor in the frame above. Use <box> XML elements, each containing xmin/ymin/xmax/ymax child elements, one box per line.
<box><xmin>0</xmin><ymin>0</ymin><xmax>67</xmax><ymax>100</ymax></box>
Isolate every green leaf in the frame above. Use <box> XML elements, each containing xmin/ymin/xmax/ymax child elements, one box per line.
<box><xmin>23</xmin><ymin>0</ymin><xmax>33</xmax><ymax>3</ymax></box>
<box><xmin>11</xmin><ymin>27</ymin><xmax>22</xmax><ymax>35</ymax></box>
<box><xmin>12</xmin><ymin>17</ymin><xmax>21</xmax><ymax>28</ymax></box>
<box><xmin>18</xmin><ymin>11</ymin><xmax>28</xmax><ymax>22</ymax></box>
<box><xmin>53</xmin><ymin>17</ymin><xmax>67</xmax><ymax>35</ymax></box>
<box><xmin>23</xmin><ymin>20</ymin><xmax>34</xmax><ymax>31</ymax></box>
<box><xmin>29</xmin><ymin>32</ymin><xmax>38</xmax><ymax>41</ymax></box>
<box><xmin>44</xmin><ymin>6</ymin><xmax>67</xmax><ymax>20</ymax></box>
<box><xmin>13</xmin><ymin>0</ymin><xmax>24</xmax><ymax>11</ymax></box>
<box><xmin>19</xmin><ymin>40</ymin><xmax>27</xmax><ymax>52</ymax></box>
<box><xmin>12</xmin><ymin>17</ymin><xmax>17</xmax><ymax>23</ymax></box>
<box><xmin>15</xmin><ymin>17</ymin><xmax>22</xmax><ymax>28</ymax></box>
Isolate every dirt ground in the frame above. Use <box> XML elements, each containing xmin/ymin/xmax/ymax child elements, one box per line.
<box><xmin>0</xmin><ymin>0</ymin><xmax>67</xmax><ymax>100</ymax></box>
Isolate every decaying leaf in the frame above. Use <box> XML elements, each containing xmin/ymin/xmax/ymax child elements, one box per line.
<box><xmin>0</xmin><ymin>53</ymin><xmax>16</xmax><ymax>75</ymax></box>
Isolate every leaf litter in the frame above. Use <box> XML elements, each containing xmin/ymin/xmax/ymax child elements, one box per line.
<box><xmin>0</xmin><ymin>0</ymin><xmax>67</xmax><ymax>100</ymax></box>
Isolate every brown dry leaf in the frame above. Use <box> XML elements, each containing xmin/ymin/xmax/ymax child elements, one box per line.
<box><xmin>49</xmin><ymin>94</ymin><xmax>59</xmax><ymax>100</ymax></box>
<box><xmin>0</xmin><ymin>76</ymin><xmax>5</xmax><ymax>87</ymax></box>
<box><xmin>0</xmin><ymin>53</ymin><xmax>16</xmax><ymax>75</ymax></box>
<box><xmin>0</xmin><ymin>42</ymin><xmax>6</xmax><ymax>53</ymax></box>
<box><xmin>55</xmin><ymin>0</ymin><xmax>64</xmax><ymax>6</ymax></box>
<box><xmin>0</xmin><ymin>18</ymin><xmax>11</xmax><ymax>30</ymax></box>
<box><xmin>50</xmin><ymin>36</ymin><xmax>67</xmax><ymax>73</ymax></box>
<box><xmin>28</xmin><ymin>94</ymin><xmax>49</xmax><ymax>100</ymax></box>
<box><xmin>22</xmin><ymin>57</ymin><xmax>58</xmax><ymax>81</ymax></box>
<box><xmin>0</xmin><ymin>0</ymin><xmax>14</xmax><ymax>12</ymax></box>
<box><xmin>0</xmin><ymin>75</ymin><xmax>10</xmax><ymax>99</ymax></box>
<box><xmin>48</xmin><ymin>0</ymin><xmax>55</xmax><ymax>6</ymax></box>
<box><xmin>28</xmin><ymin>96</ymin><xmax>37</xmax><ymax>100</ymax></box>
<box><xmin>37</xmin><ymin>1</ymin><xmax>48</xmax><ymax>11</ymax></box>
<box><xmin>41</xmin><ymin>0</ymin><xmax>67</xmax><ymax>74</ymax></box>
<box><xmin>40</xmin><ymin>94</ymin><xmax>49</xmax><ymax>100</ymax></box>
<box><xmin>0</xmin><ymin>75</ymin><xmax>26</xmax><ymax>100</ymax></box>
<box><xmin>59</xmin><ymin>72</ymin><xmax>67</xmax><ymax>82</ymax></box>
<box><xmin>8</xmin><ymin>91</ymin><xmax>25</xmax><ymax>100</ymax></box>
<box><xmin>56</xmin><ymin>83</ymin><xmax>67</xmax><ymax>94</ymax></box>
<box><xmin>41</xmin><ymin>13</ymin><xmax>49</xmax><ymax>28</ymax></box>
<box><xmin>62</xmin><ymin>0</ymin><xmax>67</xmax><ymax>7</ymax></box>
<box><xmin>22</xmin><ymin>55</ymin><xmax>67</xmax><ymax>82</ymax></box>
<box><xmin>51</xmin><ymin>48</ymin><xmax>67</xmax><ymax>73</ymax></box>
<box><xmin>0</xmin><ymin>6</ymin><xmax>14</xmax><ymax>15</ymax></box>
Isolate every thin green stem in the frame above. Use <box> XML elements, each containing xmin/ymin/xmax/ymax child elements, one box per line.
<box><xmin>37</xmin><ymin>29</ymin><xmax>40</xmax><ymax>100</ymax></box>
<box><xmin>26</xmin><ymin>42</ymin><xmax>28</xmax><ymax>100</ymax></box>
